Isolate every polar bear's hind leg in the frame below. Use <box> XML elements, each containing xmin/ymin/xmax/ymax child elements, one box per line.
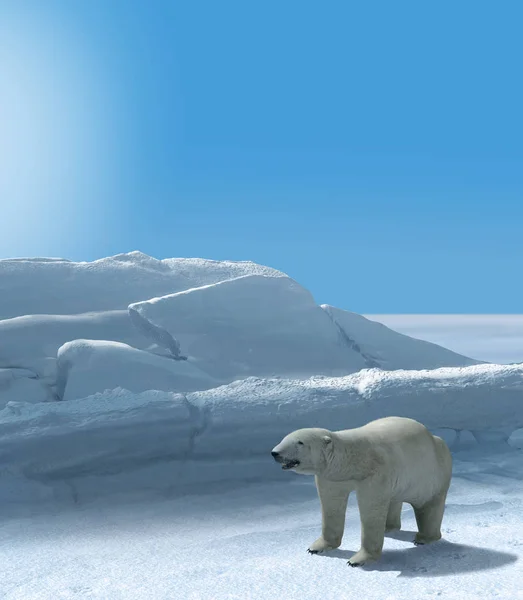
<box><xmin>385</xmin><ymin>501</ymin><xmax>402</xmax><ymax>532</ymax></box>
<box><xmin>413</xmin><ymin>491</ymin><xmax>447</xmax><ymax>545</ymax></box>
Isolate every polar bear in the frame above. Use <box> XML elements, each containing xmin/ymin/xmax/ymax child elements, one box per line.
<box><xmin>271</xmin><ymin>416</ymin><xmax>452</xmax><ymax>567</ymax></box>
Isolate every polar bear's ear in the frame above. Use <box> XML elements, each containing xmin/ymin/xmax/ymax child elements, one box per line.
<box><xmin>322</xmin><ymin>436</ymin><xmax>332</xmax><ymax>446</ymax></box>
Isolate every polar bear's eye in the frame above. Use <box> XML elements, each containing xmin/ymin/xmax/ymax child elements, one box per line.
<box><xmin>297</xmin><ymin>441</ymin><xmax>304</xmax><ymax>446</ymax></box>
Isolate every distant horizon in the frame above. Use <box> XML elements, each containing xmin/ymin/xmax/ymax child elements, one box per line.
<box><xmin>2</xmin><ymin>1</ymin><xmax>522</xmax><ymax>313</ymax></box>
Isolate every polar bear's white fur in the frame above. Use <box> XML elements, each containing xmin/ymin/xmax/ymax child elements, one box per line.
<box><xmin>271</xmin><ymin>416</ymin><xmax>452</xmax><ymax>566</ymax></box>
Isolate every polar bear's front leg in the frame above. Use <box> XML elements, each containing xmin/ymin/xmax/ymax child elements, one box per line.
<box><xmin>308</xmin><ymin>477</ymin><xmax>352</xmax><ymax>554</ymax></box>
<box><xmin>348</xmin><ymin>483</ymin><xmax>389</xmax><ymax>567</ymax></box>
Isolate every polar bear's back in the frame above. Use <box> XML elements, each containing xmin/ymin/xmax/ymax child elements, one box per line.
<box><xmin>349</xmin><ymin>417</ymin><xmax>452</xmax><ymax>504</ymax></box>
<box><xmin>357</xmin><ymin>416</ymin><xmax>429</xmax><ymax>441</ymax></box>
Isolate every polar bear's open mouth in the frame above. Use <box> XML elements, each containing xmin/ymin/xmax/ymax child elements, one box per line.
<box><xmin>281</xmin><ymin>460</ymin><xmax>300</xmax><ymax>470</ymax></box>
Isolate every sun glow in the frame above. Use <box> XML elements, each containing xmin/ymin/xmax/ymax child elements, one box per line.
<box><xmin>0</xmin><ymin>9</ymin><xmax>114</xmax><ymax>258</ymax></box>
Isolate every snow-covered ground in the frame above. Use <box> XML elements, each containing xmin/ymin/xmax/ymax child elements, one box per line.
<box><xmin>2</xmin><ymin>447</ymin><xmax>523</xmax><ymax>600</ymax></box>
<box><xmin>1</xmin><ymin>252</ymin><xmax>522</xmax><ymax>599</ymax></box>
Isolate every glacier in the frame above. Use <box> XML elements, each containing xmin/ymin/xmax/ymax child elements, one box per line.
<box><xmin>0</xmin><ymin>252</ymin><xmax>479</xmax><ymax>405</ymax></box>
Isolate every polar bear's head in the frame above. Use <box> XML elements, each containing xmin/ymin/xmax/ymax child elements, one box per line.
<box><xmin>271</xmin><ymin>428</ymin><xmax>334</xmax><ymax>475</ymax></box>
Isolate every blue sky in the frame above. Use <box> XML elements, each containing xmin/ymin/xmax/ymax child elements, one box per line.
<box><xmin>1</xmin><ymin>0</ymin><xmax>522</xmax><ymax>313</ymax></box>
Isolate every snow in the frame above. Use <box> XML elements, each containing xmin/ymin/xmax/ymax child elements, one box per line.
<box><xmin>367</xmin><ymin>314</ymin><xmax>523</xmax><ymax>365</ymax></box>
<box><xmin>1</xmin><ymin>363</ymin><xmax>522</xmax><ymax>510</ymax></box>
<box><xmin>1</xmin><ymin>251</ymin><xmax>523</xmax><ymax>599</ymax></box>
<box><xmin>130</xmin><ymin>274</ymin><xmax>369</xmax><ymax>380</ymax></box>
<box><xmin>324</xmin><ymin>306</ymin><xmax>479</xmax><ymax>369</ymax></box>
<box><xmin>189</xmin><ymin>364</ymin><xmax>523</xmax><ymax>457</ymax></box>
<box><xmin>0</xmin><ymin>311</ymin><xmax>154</xmax><ymax>375</ymax></box>
<box><xmin>0</xmin><ymin>367</ymin><xmax>54</xmax><ymax>407</ymax></box>
<box><xmin>0</xmin><ymin>252</ymin><xmax>283</xmax><ymax>319</ymax></box>
<box><xmin>0</xmin><ymin>253</ymin><xmax>483</xmax><ymax>408</ymax></box>
<box><xmin>1</xmin><ymin>450</ymin><xmax>523</xmax><ymax>600</ymax></box>
<box><xmin>55</xmin><ymin>339</ymin><xmax>217</xmax><ymax>401</ymax></box>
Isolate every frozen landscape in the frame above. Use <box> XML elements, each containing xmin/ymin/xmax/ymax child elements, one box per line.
<box><xmin>1</xmin><ymin>252</ymin><xmax>522</xmax><ymax>600</ymax></box>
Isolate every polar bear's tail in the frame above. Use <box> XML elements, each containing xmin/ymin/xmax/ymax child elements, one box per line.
<box><xmin>432</xmin><ymin>435</ymin><xmax>453</xmax><ymax>488</ymax></box>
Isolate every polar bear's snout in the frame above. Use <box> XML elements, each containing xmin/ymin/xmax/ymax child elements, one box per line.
<box><xmin>271</xmin><ymin>440</ymin><xmax>302</xmax><ymax>470</ymax></box>
<box><xmin>271</xmin><ymin>449</ymin><xmax>300</xmax><ymax>469</ymax></box>
<box><xmin>271</xmin><ymin>450</ymin><xmax>285</xmax><ymax>464</ymax></box>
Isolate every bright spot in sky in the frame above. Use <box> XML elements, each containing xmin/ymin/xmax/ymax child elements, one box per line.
<box><xmin>0</xmin><ymin>9</ymin><xmax>114</xmax><ymax>258</ymax></box>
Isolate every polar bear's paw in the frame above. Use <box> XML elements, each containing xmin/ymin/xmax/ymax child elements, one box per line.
<box><xmin>414</xmin><ymin>531</ymin><xmax>442</xmax><ymax>546</ymax></box>
<box><xmin>347</xmin><ymin>549</ymin><xmax>379</xmax><ymax>567</ymax></box>
<box><xmin>307</xmin><ymin>537</ymin><xmax>340</xmax><ymax>554</ymax></box>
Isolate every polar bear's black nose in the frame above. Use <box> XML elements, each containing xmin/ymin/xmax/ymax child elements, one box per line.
<box><xmin>271</xmin><ymin>451</ymin><xmax>280</xmax><ymax>458</ymax></box>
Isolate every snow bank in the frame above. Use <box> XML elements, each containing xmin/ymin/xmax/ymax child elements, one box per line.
<box><xmin>189</xmin><ymin>363</ymin><xmax>523</xmax><ymax>459</ymax></box>
<box><xmin>322</xmin><ymin>305</ymin><xmax>479</xmax><ymax>370</ymax></box>
<box><xmin>0</xmin><ymin>390</ymin><xmax>196</xmax><ymax>497</ymax></box>
<box><xmin>0</xmin><ymin>367</ymin><xmax>55</xmax><ymax>408</ymax></box>
<box><xmin>0</xmin><ymin>252</ymin><xmax>284</xmax><ymax>319</ymax></box>
<box><xmin>1</xmin><ymin>363</ymin><xmax>521</xmax><ymax>504</ymax></box>
<box><xmin>56</xmin><ymin>340</ymin><xmax>218</xmax><ymax>401</ymax></box>
<box><xmin>130</xmin><ymin>274</ymin><xmax>369</xmax><ymax>380</ymax></box>
<box><xmin>0</xmin><ymin>311</ymin><xmax>154</xmax><ymax>374</ymax></box>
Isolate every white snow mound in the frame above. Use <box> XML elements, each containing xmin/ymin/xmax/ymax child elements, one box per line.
<box><xmin>0</xmin><ymin>251</ymin><xmax>284</xmax><ymax>319</ymax></box>
<box><xmin>130</xmin><ymin>274</ymin><xmax>369</xmax><ymax>380</ymax></box>
<box><xmin>322</xmin><ymin>305</ymin><xmax>479</xmax><ymax>369</ymax></box>
<box><xmin>0</xmin><ymin>367</ymin><xmax>55</xmax><ymax>408</ymax></box>
<box><xmin>0</xmin><ymin>251</ymin><xmax>482</xmax><ymax>406</ymax></box>
<box><xmin>56</xmin><ymin>339</ymin><xmax>218</xmax><ymax>401</ymax></box>
<box><xmin>0</xmin><ymin>311</ymin><xmax>156</xmax><ymax>376</ymax></box>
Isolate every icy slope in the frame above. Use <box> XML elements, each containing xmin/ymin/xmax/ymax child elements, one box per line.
<box><xmin>55</xmin><ymin>339</ymin><xmax>217</xmax><ymax>401</ymax></box>
<box><xmin>322</xmin><ymin>305</ymin><xmax>479</xmax><ymax>369</ymax></box>
<box><xmin>130</xmin><ymin>274</ymin><xmax>369</xmax><ymax>380</ymax></box>
<box><xmin>0</xmin><ymin>251</ymin><xmax>284</xmax><ymax>319</ymax></box>
<box><xmin>0</xmin><ymin>308</ymin><xmax>185</xmax><ymax>384</ymax></box>
<box><xmin>1</xmin><ymin>363</ymin><xmax>521</xmax><ymax>506</ymax></box>
<box><xmin>0</xmin><ymin>367</ymin><xmax>55</xmax><ymax>407</ymax></box>
<box><xmin>0</xmin><ymin>252</ymin><xmax>482</xmax><ymax>405</ymax></box>
<box><xmin>0</xmin><ymin>311</ymin><xmax>152</xmax><ymax>375</ymax></box>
